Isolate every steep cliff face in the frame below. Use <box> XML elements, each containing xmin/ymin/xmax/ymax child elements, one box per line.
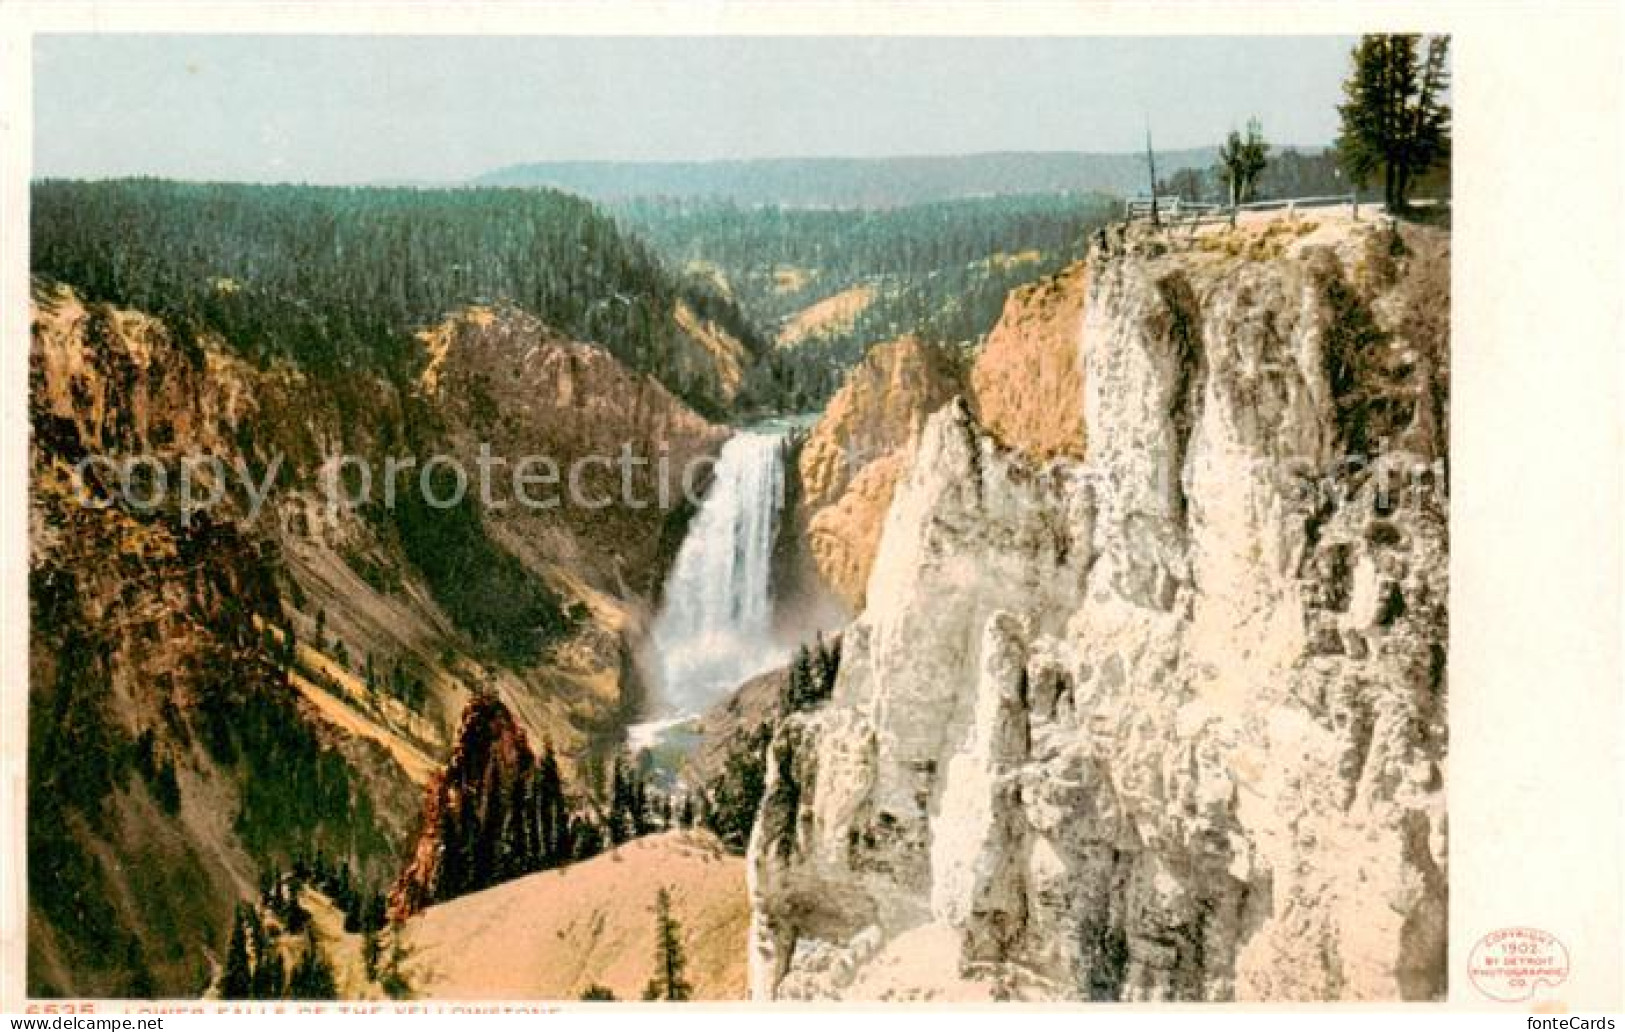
<box><xmin>795</xmin><ymin>335</ymin><xmax>962</xmax><ymax>609</ymax></box>
<box><xmin>673</xmin><ymin>300</ymin><xmax>754</xmax><ymax>407</ymax></box>
<box><xmin>28</xmin><ymin>286</ymin><xmax>412</xmax><ymax>997</ymax></box>
<box><xmin>417</xmin><ymin>304</ymin><xmax>727</xmax><ymax>597</ymax></box>
<box><xmin>968</xmin><ymin>259</ymin><xmax>1089</xmax><ymax>462</ymax></box>
<box><xmin>749</xmin><ymin>217</ymin><xmax>1450</xmax><ymax>1002</ymax></box>
<box><xmin>794</xmin><ymin>262</ymin><xmax>1092</xmax><ymax>611</ymax></box>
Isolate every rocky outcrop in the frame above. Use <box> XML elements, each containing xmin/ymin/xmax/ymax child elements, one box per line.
<box><xmin>685</xmin><ymin>665</ymin><xmax>789</xmax><ymax>792</ymax></box>
<box><xmin>778</xmin><ymin>285</ymin><xmax>877</xmax><ymax>348</ymax></box>
<box><xmin>749</xmin><ymin>217</ymin><xmax>1450</xmax><ymax>1002</ymax></box>
<box><xmin>388</xmin><ymin>694</ymin><xmax>570</xmax><ymax>920</ymax></box>
<box><xmin>674</xmin><ymin>300</ymin><xmax>753</xmax><ymax>407</ymax></box>
<box><xmin>793</xmin><ymin>259</ymin><xmax>1091</xmax><ymax>611</ymax></box>
<box><xmin>968</xmin><ymin>260</ymin><xmax>1089</xmax><ymax>462</ymax></box>
<box><xmin>796</xmin><ymin>335</ymin><xmax>962</xmax><ymax>609</ymax></box>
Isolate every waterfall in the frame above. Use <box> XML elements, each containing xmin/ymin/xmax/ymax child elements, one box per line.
<box><xmin>648</xmin><ymin>428</ymin><xmax>789</xmax><ymax>715</ymax></box>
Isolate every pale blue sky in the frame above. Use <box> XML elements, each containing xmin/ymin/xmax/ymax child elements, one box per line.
<box><xmin>35</xmin><ymin>35</ymin><xmax>1357</xmax><ymax>183</ymax></box>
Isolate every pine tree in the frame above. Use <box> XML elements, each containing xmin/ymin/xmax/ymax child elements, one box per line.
<box><xmin>1336</xmin><ymin>34</ymin><xmax>1451</xmax><ymax>210</ymax></box>
<box><xmin>609</xmin><ymin>754</ymin><xmax>641</xmax><ymax>844</ymax></box>
<box><xmin>580</xmin><ymin>983</ymin><xmax>617</xmax><ymax>1001</ymax></box>
<box><xmin>632</xmin><ymin>773</ymin><xmax>649</xmax><ymax>836</ymax></box>
<box><xmin>1218</xmin><ymin>119</ymin><xmax>1271</xmax><ymax>223</ymax></box>
<box><xmin>786</xmin><ymin>645</ymin><xmax>813</xmax><ymax>710</ymax></box>
<box><xmin>571</xmin><ymin>814</ymin><xmax>603</xmax><ymax>859</ymax></box>
<box><xmin>287</xmin><ymin>925</ymin><xmax>337</xmax><ymax>1000</ymax></box>
<box><xmin>364</xmin><ymin>891</ymin><xmax>387</xmax><ymax>934</ymax></box>
<box><xmin>535</xmin><ymin>740</ymin><xmax>567</xmax><ymax>865</ymax></box>
<box><xmin>220</xmin><ymin>906</ymin><xmax>254</xmax><ymax>1000</ymax></box>
<box><xmin>378</xmin><ymin>922</ymin><xmax>413</xmax><ymax>1000</ymax></box>
<box><xmin>361</xmin><ymin>927</ymin><xmax>382</xmax><ymax>982</ymax></box>
<box><xmin>784</xmin><ymin>638</ymin><xmax>840</xmax><ymax>713</ymax></box>
<box><xmin>152</xmin><ymin>758</ymin><xmax>181</xmax><ymax>814</ymax></box>
<box><xmin>641</xmin><ymin>888</ymin><xmax>693</xmax><ymax>1001</ymax></box>
<box><xmin>500</xmin><ymin>775</ymin><xmax>532</xmax><ymax>880</ymax></box>
<box><xmin>814</xmin><ymin>634</ymin><xmax>840</xmax><ymax>702</ymax></box>
<box><xmin>245</xmin><ymin>907</ymin><xmax>279</xmax><ymax>999</ymax></box>
<box><xmin>607</xmin><ymin>757</ymin><xmax>626</xmax><ymax>844</ymax></box>
<box><xmin>812</xmin><ymin>634</ymin><xmax>833</xmax><ymax>691</ymax></box>
<box><xmin>252</xmin><ymin>940</ymin><xmax>286</xmax><ymax>1000</ymax></box>
<box><xmin>283</xmin><ymin>880</ymin><xmax>308</xmax><ymax>934</ymax></box>
<box><xmin>122</xmin><ymin>935</ymin><xmax>156</xmax><ymax>999</ymax></box>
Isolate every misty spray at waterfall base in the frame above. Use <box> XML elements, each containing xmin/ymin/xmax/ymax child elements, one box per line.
<box><xmin>634</xmin><ymin>427</ymin><xmax>793</xmax><ymax>751</ymax></box>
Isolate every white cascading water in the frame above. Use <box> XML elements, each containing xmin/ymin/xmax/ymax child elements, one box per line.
<box><xmin>647</xmin><ymin>429</ymin><xmax>789</xmax><ymax>718</ymax></box>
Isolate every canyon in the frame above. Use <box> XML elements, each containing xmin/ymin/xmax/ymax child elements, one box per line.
<box><xmin>26</xmin><ymin>177</ymin><xmax>1449</xmax><ymax>1005</ymax></box>
<box><xmin>26</xmin><ymin>275</ymin><xmax>734</xmax><ymax>995</ymax></box>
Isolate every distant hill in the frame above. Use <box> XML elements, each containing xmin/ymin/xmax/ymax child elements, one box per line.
<box><xmin>473</xmin><ymin>150</ymin><xmax>1220</xmax><ymax>207</ymax></box>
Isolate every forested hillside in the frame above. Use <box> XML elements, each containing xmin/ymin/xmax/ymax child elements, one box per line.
<box><xmin>25</xmin><ymin>180</ymin><xmax>754</xmax><ymax>996</ymax></box>
<box><xmin>618</xmin><ymin>193</ymin><xmax>1117</xmax><ymax>406</ymax></box>
<box><xmin>31</xmin><ymin>180</ymin><xmax>767</xmax><ymax>416</ymax></box>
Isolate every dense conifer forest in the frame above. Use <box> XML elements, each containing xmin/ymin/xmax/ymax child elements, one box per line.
<box><xmin>30</xmin><ymin>179</ymin><xmax>767</xmax><ymax>413</ymax></box>
<box><xmin>616</xmin><ymin>193</ymin><xmax>1118</xmax><ymax>407</ymax></box>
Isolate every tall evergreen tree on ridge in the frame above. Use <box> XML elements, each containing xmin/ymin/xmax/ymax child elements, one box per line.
<box><xmin>1336</xmin><ymin>34</ymin><xmax>1452</xmax><ymax>211</ymax></box>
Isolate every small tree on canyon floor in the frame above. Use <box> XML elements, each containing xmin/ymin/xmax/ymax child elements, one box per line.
<box><xmin>219</xmin><ymin>906</ymin><xmax>254</xmax><ymax>1000</ymax></box>
<box><xmin>286</xmin><ymin>925</ymin><xmax>337</xmax><ymax>1000</ymax></box>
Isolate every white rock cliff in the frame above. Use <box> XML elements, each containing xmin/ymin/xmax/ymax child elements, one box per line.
<box><xmin>748</xmin><ymin>219</ymin><xmax>1450</xmax><ymax>1002</ymax></box>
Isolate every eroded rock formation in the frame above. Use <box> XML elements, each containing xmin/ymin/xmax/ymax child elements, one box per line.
<box><xmin>968</xmin><ymin>259</ymin><xmax>1089</xmax><ymax>462</ymax></box>
<box><xmin>795</xmin><ymin>335</ymin><xmax>962</xmax><ymax>610</ymax></box>
<box><xmin>388</xmin><ymin>694</ymin><xmax>572</xmax><ymax>919</ymax></box>
<box><xmin>749</xmin><ymin>218</ymin><xmax>1450</xmax><ymax>1002</ymax></box>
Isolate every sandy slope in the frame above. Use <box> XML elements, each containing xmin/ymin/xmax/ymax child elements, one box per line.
<box><xmin>777</xmin><ymin>285</ymin><xmax>876</xmax><ymax>346</ymax></box>
<box><xmin>402</xmin><ymin>831</ymin><xmax>749</xmax><ymax>1001</ymax></box>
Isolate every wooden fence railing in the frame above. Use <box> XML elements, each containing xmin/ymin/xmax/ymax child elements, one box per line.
<box><xmin>1125</xmin><ymin>192</ymin><xmax>1363</xmax><ymax>227</ymax></box>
